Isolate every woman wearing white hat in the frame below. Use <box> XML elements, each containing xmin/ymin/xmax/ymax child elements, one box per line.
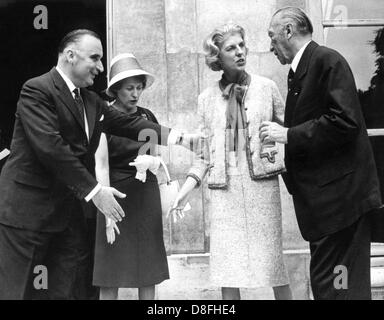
<box><xmin>93</xmin><ymin>53</ymin><xmax>169</xmax><ymax>300</ymax></box>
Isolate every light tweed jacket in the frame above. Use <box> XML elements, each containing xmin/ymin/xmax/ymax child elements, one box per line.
<box><xmin>188</xmin><ymin>74</ymin><xmax>286</xmax><ymax>189</ymax></box>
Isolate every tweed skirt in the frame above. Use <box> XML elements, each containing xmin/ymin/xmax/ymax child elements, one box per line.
<box><xmin>208</xmin><ymin>152</ymin><xmax>289</xmax><ymax>288</ymax></box>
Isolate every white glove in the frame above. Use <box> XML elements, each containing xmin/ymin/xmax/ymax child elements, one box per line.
<box><xmin>135</xmin><ymin>171</ymin><xmax>147</xmax><ymax>183</ymax></box>
<box><xmin>106</xmin><ymin>218</ymin><xmax>120</xmax><ymax>244</ymax></box>
<box><xmin>129</xmin><ymin>155</ymin><xmax>161</xmax><ymax>183</ymax></box>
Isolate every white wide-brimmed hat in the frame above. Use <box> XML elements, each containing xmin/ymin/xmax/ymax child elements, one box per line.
<box><xmin>106</xmin><ymin>53</ymin><xmax>155</xmax><ymax>97</ymax></box>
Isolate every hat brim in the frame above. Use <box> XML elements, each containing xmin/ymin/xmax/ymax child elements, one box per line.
<box><xmin>106</xmin><ymin>69</ymin><xmax>155</xmax><ymax>97</ymax></box>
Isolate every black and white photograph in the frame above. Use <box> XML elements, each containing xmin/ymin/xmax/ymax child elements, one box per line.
<box><xmin>0</xmin><ymin>0</ymin><xmax>384</xmax><ymax>307</ymax></box>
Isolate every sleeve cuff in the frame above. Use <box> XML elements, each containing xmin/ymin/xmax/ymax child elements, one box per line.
<box><xmin>0</xmin><ymin>148</ymin><xmax>10</xmax><ymax>161</ymax></box>
<box><xmin>187</xmin><ymin>173</ymin><xmax>202</xmax><ymax>187</ymax></box>
<box><xmin>167</xmin><ymin>129</ymin><xmax>182</xmax><ymax>145</ymax></box>
<box><xmin>85</xmin><ymin>183</ymin><xmax>102</xmax><ymax>202</ymax></box>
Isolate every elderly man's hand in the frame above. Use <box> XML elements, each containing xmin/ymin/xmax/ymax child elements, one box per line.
<box><xmin>259</xmin><ymin>121</ymin><xmax>288</xmax><ymax>144</ymax></box>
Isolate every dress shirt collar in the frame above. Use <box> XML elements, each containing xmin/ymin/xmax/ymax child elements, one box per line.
<box><xmin>55</xmin><ymin>66</ymin><xmax>77</xmax><ymax>97</ymax></box>
<box><xmin>291</xmin><ymin>40</ymin><xmax>312</xmax><ymax>73</ymax></box>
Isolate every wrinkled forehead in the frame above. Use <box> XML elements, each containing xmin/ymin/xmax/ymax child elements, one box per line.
<box><xmin>271</xmin><ymin>13</ymin><xmax>293</xmax><ymax>28</ymax></box>
<box><xmin>268</xmin><ymin>15</ymin><xmax>284</xmax><ymax>34</ymax></box>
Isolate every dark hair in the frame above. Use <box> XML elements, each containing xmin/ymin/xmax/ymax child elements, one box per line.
<box><xmin>109</xmin><ymin>75</ymin><xmax>147</xmax><ymax>97</ymax></box>
<box><xmin>273</xmin><ymin>7</ymin><xmax>313</xmax><ymax>35</ymax></box>
<box><xmin>58</xmin><ymin>29</ymin><xmax>101</xmax><ymax>54</ymax></box>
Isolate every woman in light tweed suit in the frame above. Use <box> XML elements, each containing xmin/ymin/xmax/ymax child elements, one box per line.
<box><xmin>171</xmin><ymin>23</ymin><xmax>292</xmax><ymax>300</ymax></box>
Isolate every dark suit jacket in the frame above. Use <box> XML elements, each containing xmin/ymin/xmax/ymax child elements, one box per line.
<box><xmin>0</xmin><ymin>67</ymin><xmax>170</xmax><ymax>232</ymax></box>
<box><xmin>282</xmin><ymin>41</ymin><xmax>382</xmax><ymax>241</ymax></box>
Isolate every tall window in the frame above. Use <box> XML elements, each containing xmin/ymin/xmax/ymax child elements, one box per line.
<box><xmin>321</xmin><ymin>0</ymin><xmax>384</xmax><ymax>130</ymax></box>
<box><xmin>321</xmin><ymin>0</ymin><xmax>384</xmax><ymax>250</ymax></box>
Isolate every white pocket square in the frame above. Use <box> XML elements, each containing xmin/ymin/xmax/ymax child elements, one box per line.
<box><xmin>99</xmin><ymin>114</ymin><xmax>104</xmax><ymax>121</ymax></box>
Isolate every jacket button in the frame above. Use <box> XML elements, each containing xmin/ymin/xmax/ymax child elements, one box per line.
<box><xmin>83</xmin><ymin>140</ymin><xmax>88</xmax><ymax>147</ymax></box>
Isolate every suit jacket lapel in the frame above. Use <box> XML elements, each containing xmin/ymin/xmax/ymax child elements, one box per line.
<box><xmin>294</xmin><ymin>41</ymin><xmax>318</xmax><ymax>82</ymax></box>
<box><xmin>50</xmin><ymin>67</ymin><xmax>86</xmax><ymax>132</ymax></box>
<box><xmin>285</xmin><ymin>41</ymin><xmax>319</xmax><ymax>127</ymax></box>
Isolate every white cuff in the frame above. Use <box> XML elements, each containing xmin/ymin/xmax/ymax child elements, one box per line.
<box><xmin>149</xmin><ymin>156</ymin><xmax>161</xmax><ymax>175</ymax></box>
<box><xmin>167</xmin><ymin>129</ymin><xmax>181</xmax><ymax>145</ymax></box>
<box><xmin>85</xmin><ymin>183</ymin><xmax>102</xmax><ymax>202</ymax></box>
<box><xmin>0</xmin><ymin>148</ymin><xmax>10</xmax><ymax>161</ymax></box>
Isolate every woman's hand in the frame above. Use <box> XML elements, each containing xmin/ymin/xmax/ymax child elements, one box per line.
<box><xmin>179</xmin><ymin>133</ymin><xmax>208</xmax><ymax>153</ymax></box>
<box><xmin>167</xmin><ymin>191</ymin><xmax>191</xmax><ymax>223</ymax></box>
<box><xmin>106</xmin><ymin>218</ymin><xmax>120</xmax><ymax>244</ymax></box>
<box><xmin>167</xmin><ymin>176</ymin><xmax>197</xmax><ymax>223</ymax></box>
<box><xmin>129</xmin><ymin>155</ymin><xmax>161</xmax><ymax>173</ymax></box>
<box><xmin>129</xmin><ymin>155</ymin><xmax>161</xmax><ymax>182</ymax></box>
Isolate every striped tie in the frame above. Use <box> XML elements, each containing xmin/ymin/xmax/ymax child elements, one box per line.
<box><xmin>73</xmin><ymin>88</ymin><xmax>85</xmax><ymax>123</ymax></box>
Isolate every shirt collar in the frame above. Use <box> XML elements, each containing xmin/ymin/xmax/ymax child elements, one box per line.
<box><xmin>291</xmin><ymin>40</ymin><xmax>312</xmax><ymax>73</ymax></box>
<box><xmin>55</xmin><ymin>66</ymin><xmax>77</xmax><ymax>96</ymax></box>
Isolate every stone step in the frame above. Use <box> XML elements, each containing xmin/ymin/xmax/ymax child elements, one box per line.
<box><xmin>119</xmin><ymin>252</ymin><xmax>310</xmax><ymax>300</ymax></box>
<box><xmin>116</xmin><ymin>253</ymin><xmax>384</xmax><ymax>300</ymax></box>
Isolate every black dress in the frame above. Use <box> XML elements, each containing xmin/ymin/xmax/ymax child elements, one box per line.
<box><xmin>93</xmin><ymin>106</ymin><xmax>169</xmax><ymax>288</ymax></box>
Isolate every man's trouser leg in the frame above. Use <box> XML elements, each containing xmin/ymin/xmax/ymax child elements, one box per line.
<box><xmin>309</xmin><ymin>214</ymin><xmax>371</xmax><ymax>300</ymax></box>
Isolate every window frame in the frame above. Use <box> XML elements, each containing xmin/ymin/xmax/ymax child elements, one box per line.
<box><xmin>316</xmin><ymin>0</ymin><xmax>384</xmax><ymax>137</ymax></box>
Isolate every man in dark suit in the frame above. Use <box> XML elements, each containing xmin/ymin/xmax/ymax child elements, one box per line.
<box><xmin>0</xmin><ymin>29</ymin><xmax>188</xmax><ymax>299</ymax></box>
<box><xmin>260</xmin><ymin>7</ymin><xmax>382</xmax><ymax>299</ymax></box>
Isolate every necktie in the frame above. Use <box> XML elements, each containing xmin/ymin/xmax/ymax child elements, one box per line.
<box><xmin>287</xmin><ymin>68</ymin><xmax>295</xmax><ymax>92</ymax></box>
<box><xmin>73</xmin><ymin>88</ymin><xmax>85</xmax><ymax>124</ymax></box>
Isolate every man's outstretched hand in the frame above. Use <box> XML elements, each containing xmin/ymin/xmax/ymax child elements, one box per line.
<box><xmin>92</xmin><ymin>186</ymin><xmax>126</xmax><ymax>222</ymax></box>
